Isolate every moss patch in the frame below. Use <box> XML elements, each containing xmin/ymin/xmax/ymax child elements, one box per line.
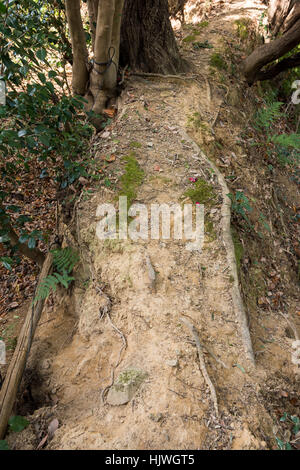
<box><xmin>231</xmin><ymin>227</ymin><xmax>243</xmax><ymax>274</ymax></box>
<box><xmin>209</xmin><ymin>52</ymin><xmax>228</xmax><ymax>71</ymax></box>
<box><xmin>184</xmin><ymin>178</ymin><xmax>217</xmax><ymax>205</ymax></box>
<box><xmin>130</xmin><ymin>141</ymin><xmax>142</xmax><ymax>149</ymax></box>
<box><xmin>183</xmin><ymin>34</ymin><xmax>197</xmax><ymax>43</ymax></box>
<box><xmin>205</xmin><ymin>218</ymin><xmax>217</xmax><ymax>242</ymax></box>
<box><xmin>119</xmin><ymin>152</ymin><xmax>144</xmax><ymax>206</ymax></box>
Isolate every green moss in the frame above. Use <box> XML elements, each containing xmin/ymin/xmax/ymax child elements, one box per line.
<box><xmin>231</xmin><ymin>227</ymin><xmax>243</xmax><ymax>274</ymax></box>
<box><xmin>210</xmin><ymin>52</ymin><xmax>227</xmax><ymax>71</ymax></box>
<box><xmin>184</xmin><ymin>178</ymin><xmax>216</xmax><ymax>205</ymax></box>
<box><xmin>205</xmin><ymin>218</ymin><xmax>217</xmax><ymax>242</ymax></box>
<box><xmin>187</xmin><ymin>112</ymin><xmax>209</xmax><ymax>131</ymax></box>
<box><xmin>197</xmin><ymin>20</ymin><xmax>209</xmax><ymax>28</ymax></box>
<box><xmin>183</xmin><ymin>34</ymin><xmax>196</xmax><ymax>43</ymax></box>
<box><xmin>130</xmin><ymin>141</ymin><xmax>142</xmax><ymax>149</ymax></box>
<box><xmin>119</xmin><ymin>152</ymin><xmax>144</xmax><ymax>206</ymax></box>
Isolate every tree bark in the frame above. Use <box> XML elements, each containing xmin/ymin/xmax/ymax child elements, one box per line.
<box><xmin>87</xmin><ymin>0</ymin><xmax>99</xmax><ymax>51</ymax></box>
<box><xmin>65</xmin><ymin>0</ymin><xmax>89</xmax><ymax>95</ymax></box>
<box><xmin>120</xmin><ymin>0</ymin><xmax>185</xmax><ymax>74</ymax></box>
<box><xmin>268</xmin><ymin>0</ymin><xmax>297</xmax><ymax>34</ymax></box>
<box><xmin>243</xmin><ymin>17</ymin><xmax>300</xmax><ymax>84</ymax></box>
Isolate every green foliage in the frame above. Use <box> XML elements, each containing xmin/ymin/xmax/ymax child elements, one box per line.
<box><xmin>0</xmin><ymin>0</ymin><xmax>94</xmax><ymax>267</ymax></box>
<box><xmin>234</xmin><ymin>18</ymin><xmax>252</xmax><ymax>40</ymax></box>
<box><xmin>34</xmin><ymin>247</ymin><xmax>79</xmax><ymax>304</ymax></box>
<box><xmin>227</xmin><ymin>191</ymin><xmax>253</xmax><ymax>228</ymax></box>
<box><xmin>193</xmin><ymin>40</ymin><xmax>213</xmax><ymax>50</ymax></box>
<box><xmin>272</xmin><ymin>133</ymin><xmax>300</xmax><ymax>150</ymax></box>
<box><xmin>254</xmin><ymin>101</ymin><xmax>283</xmax><ymax>130</ymax></box>
<box><xmin>0</xmin><ymin>439</ymin><xmax>9</xmax><ymax>450</ymax></box>
<box><xmin>276</xmin><ymin>414</ymin><xmax>300</xmax><ymax>450</ymax></box>
<box><xmin>52</xmin><ymin>246</ymin><xmax>80</xmax><ymax>273</ymax></box>
<box><xmin>8</xmin><ymin>415</ymin><xmax>29</xmax><ymax>433</ymax></box>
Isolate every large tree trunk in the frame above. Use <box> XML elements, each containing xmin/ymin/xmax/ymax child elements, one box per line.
<box><xmin>243</xmin><ymin>0</ymin><xmax>300</xmax><ymax>84</ymax></box>
<box><xmin>268</xmin><ymin>0</ymin><xmax>299</xmax><ymax>33</ymax></box>
<box><xmin>120</xmin><ymin>0</ymin><xmax>185</xmax><ymax>74</ymax></box>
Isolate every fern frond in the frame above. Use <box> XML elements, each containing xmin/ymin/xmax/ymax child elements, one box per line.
<box><xmin>272</xmin><ymin>133</ymin><xmax>300</xmax><ymax>150</ymax></box>
<box><xmin>33</xmin><ymin>247</ymin><xmax>79</xmax><ymax>304</ymax></box>
<box><xmin>51</xmin><ymin>247</ymin><xmax>79</xmax><ymax>274</ymax></box>
<box><xmin>255</xmin><ymin>102</ymin><xmax>283</xmax><ymax>130</ymax></box>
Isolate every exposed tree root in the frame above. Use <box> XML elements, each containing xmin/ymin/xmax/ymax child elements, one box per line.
<box><xmin>180</xmin><ymin>317</ymin><xmax>219</xmax><ymax>417</ymax></box>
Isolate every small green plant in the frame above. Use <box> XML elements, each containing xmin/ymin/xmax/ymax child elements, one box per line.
<box><xmin>0</xmin><ymin>415</ymin><xmax>30</xmax><ymax>449</ymax></box>
<box><xmin>228</xmin><ymin>191</ymin><xmax>253</xmax><ymax>228</ymax></box>
<box><xmin>34</xmin><ymin>247</ymin><xmax>79</xmax><ymax>304</ymax></box>
<box><xmin>193</xmin><ymin>40</ymin><xmax>213</xmax><ymax>50</ymax></box>
<box><xmin>276</xmin><ymin>413</ymin><xmax>300</xmax><ymax>450</ymax></box>
<box><xmin>210</xmin><ymin>52</ymin><xmax>227</xmax><ymax>71</ymax></box>
<box><xmin>234</xmin><ymin>18</ymin><xmax>252</xmax><ymax>40</ymax></box>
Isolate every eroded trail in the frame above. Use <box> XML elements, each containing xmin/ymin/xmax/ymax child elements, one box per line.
<box><xmin>9</xmin><ymin>0</ymin><xmax>299</xmax><ymax>450</ymax></box>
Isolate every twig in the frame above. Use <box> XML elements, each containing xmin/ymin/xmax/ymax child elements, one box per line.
<box><xmin>168</xmin><ymin>388</ymin><xmax>187</xmax><ymax>399</ymax></box>
<box><xmin>180</xmin><ymin>317</ymin><xmax>219</xmax><ymax>417</ymax></box>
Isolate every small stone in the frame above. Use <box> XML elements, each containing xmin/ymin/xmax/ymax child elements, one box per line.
<box><xmin>101</xmin><ymin>131</ymin><xmax>110</xmax><ymax>139</ymax></box>
<box><xmin>106</xmin><ymin>369</ymin><xmax>148</xmax><ymax>406</ymax></box>
<box><xmin>147</xmin><ymin>142</ymin><xmax>154</xmax><ymax>148</ymax></box>
<box><xmin>166</xmin><ymin>359</ymin><xmax>178</xmax><ymax>367</ymax></box>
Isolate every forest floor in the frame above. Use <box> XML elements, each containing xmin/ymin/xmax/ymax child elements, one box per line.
<box><xmin>3</xmin><ymin>0</ymin><xmax>300</xmax><ymax>450</ymax></box>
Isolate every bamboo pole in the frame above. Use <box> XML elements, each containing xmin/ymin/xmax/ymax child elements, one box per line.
<box><xmin>0</xmin><ymin>253</ymin><xmax>53</xmax><ymax>439</ymax></box>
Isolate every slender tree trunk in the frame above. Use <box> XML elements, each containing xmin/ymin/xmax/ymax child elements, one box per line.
<box><xmin>87</xmin><ymin>0</ymin><xmax>99</xmax><ymax>51</ymax></box>
<box><xmin>65</xmin><ymin>0</ymin><xmax>89</xmax><ymax>95</ymax></box>
<box><xmin>120</xmin><ymin>0</ymin><xmax>185</xmax><ymax>74</ymax></box>
<box><xmin>65</xmin><ymin>0</ymin><xmax>124</xmax><ymax>126</ymax></box>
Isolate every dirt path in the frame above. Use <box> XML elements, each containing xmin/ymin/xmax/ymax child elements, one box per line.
<box><xmin>7</xmin><ymin>0</ymin><xmax>299</xmax><ymax>450</ymax></box>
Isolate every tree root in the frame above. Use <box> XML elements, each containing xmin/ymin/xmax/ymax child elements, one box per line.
<box><xmin>180</xmin><ymin>317</ymin><xmax>219</xmax><ymax>417</ymax></box>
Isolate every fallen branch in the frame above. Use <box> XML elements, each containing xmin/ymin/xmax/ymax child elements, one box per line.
<box><xmin>0</xmin><ymin>252</ymin><xmax>53</xmax><ymax>439</ymax></box>
<box><xmin>180</xmin><ymin>317</ymin><xmax>219</xmax><ymax>417</ymax></box>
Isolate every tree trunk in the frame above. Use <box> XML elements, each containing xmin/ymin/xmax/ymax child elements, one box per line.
<box><xmin>243</xmin><ymin>0</ymin><xmax>300</xmax><ymax>84</ymax></box>
<box><xmin>268</xmin><ymin>0</ymin><xmax>298</xmax><ymax>33</ymax></box>
<box><xmin>120</xmin><ymin>0</ymin><xmax>185</xmax><ymax>74</ymax></box>
<box><xmin>66</xmin><ymin>0</ymin><xmax>124</xmax><ymax>126</ymax></box>
<box><xmin>65</xmin><ymin>0</ymin><xmax>89</xmax><ymax>95</ymax></box>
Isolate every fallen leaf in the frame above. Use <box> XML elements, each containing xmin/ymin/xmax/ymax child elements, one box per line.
<box><xmin>48</xmin><ymin>418</ymin><xmax>59</xmax><ymax>439</ymax></box>
<box><xmin>103</xmin><ymin>108</ymin><xmax>116</xmax><ymax>118</ymax></box>
<box><xmin>106</xmin><ymin>154</ymin><xmax>116</xmax><ymax>163</ymax></box>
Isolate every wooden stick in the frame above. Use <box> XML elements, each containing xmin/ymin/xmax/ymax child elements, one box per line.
<box><xmin>0</xmin><ymin>253</ymin><xmax>53</xmax><ymax>439</ymax></box>
<box><xmin>180</xmin><ymin>317</ymin><xmax>219</xmax><ymax>417</ymax></box>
